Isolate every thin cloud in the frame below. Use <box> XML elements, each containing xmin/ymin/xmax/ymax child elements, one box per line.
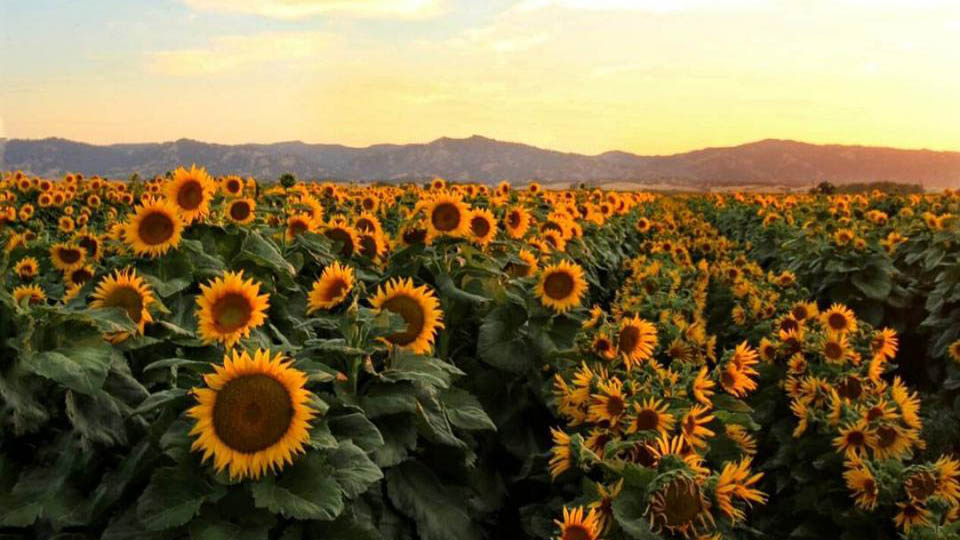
<box><xmin>147</xmin><ymin>32</ymin><xmax>333</xmax><ymax>76</ymax></box>
<box><xmin>179</xmin><ymin>0</ymin><xmax>444</xmax><ymax>19</ymax></box>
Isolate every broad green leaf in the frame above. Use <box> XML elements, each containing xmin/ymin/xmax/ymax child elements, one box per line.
<box><xmin>250</xmin><ymin>454</ymin><xmax>344</xmax><ymax>521</ymax></box>
<box><xmin>24</xmin><ymin>339</ymin><xmax>113</xmax><ymax>395</ymax></box>
<box><xmin>137</xmin><ymin>465</ymin><xmax>223</xmax><ymax>531</ymax></box>
<box><xmin>328</xmin><ymin>440</ymin><xmax>383</xmax><ymax>498</ymax></box>
<box><xmin>328</xmin><ymin>412</ymin><xmax>384</xmax><ymax>453</ymax></box>
<box><xmin>440</xmin><ymin>387</ymin><xmax>496</xmax><ymax>431</ymax></box>
<box><xmin>385</xmin><ymin>462</ymin><xmax>481</xmax><ymax>540</ymax></box>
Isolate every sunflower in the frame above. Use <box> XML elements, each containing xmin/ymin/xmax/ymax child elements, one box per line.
<box><xmin>226</xmin><ymin>198</ymin><xmax>256</xmax><ymax>225</ymax></box>
<box><xmin>188</xmin><ymin>348</ymin><xmax>316</xmax><ymax>479</ymax></box>
<box><xmin>167</xmin><ymin>165</ymin><xmax>216</xmax><ymax>223</ymax></box>
<box><xmin>548</xmin><ymin>427</ymin><xmax>573</xmax><ymax>478</ymax></box>
<box><xmin>843</xmin><ymin>461</ymin><xmax>879</xmax><ymax>510</ymax></box>
<box><xmin>947</xmin><ymin>339</ymin><xmax>960</xmax><ymax>364</ymax></box>
<box><xmin>67</xmin><ymin>264</ymin><xmax>95</xmax><ymax>287</ymax></box>
<box><xmin>425</xmin><ymin>192</ymin><xmax>470</xmax><ymax>241</ymax></box>
<box><xmin>89</xmin><ymin>268</ymin><xmax>155</xmax><ymax>340</ymax></box>
<box><xmin>14</xmin><ymin>257</ymin><xmax>39</xmax><ymax>280</ymax></box>
<box><xmin>681</xmin><ymin>405</ymin><xmax>716</xmax><ymax>449</ymax></box>
<box><xmin>468</xmin><ymin>208</ymin><xmax>497</xmax><ymax>246</ymax></box>
<box><xmin>506</xmin><ymin>249</ymin><xmax>538</xmax><ymax>278</ymax></box>
<box><xmin>354</xmin><ymin>212</ymin><xmax>383</xmax><ymax>236</ymax></box>
<box><xmin>307</xmin><ymin>262</ymin><xmax>354</xmax><ymax>313</ymax></box>
<box><xmin>222</xmin><ymin>175</ymin><xmax>244</xmax><ymax>197</ymax></box>
<box><xmin>123</xmin><ymin>199</ymin><xmax>184</xmax><ymax>257</ymax></box>
<box><xmin>821</xmin><ymin>303</ymin><xmax>857</xmax><ymax>335</ymax></box>
<box><xmin>369</xmin><ymin>277</ymin><xmax>444</xmax><ymax>354</ymax></box>
<box><xmin>285</xmin><ymin>213</ymin><xmax>317</xmax><ymax>242</ymax></box>
<box><xmin>626</xmin><ymin>397</ymin><xmax>674</xmax><ymax>438</ymax></box>
<box><xmin>833</xmin><ymin>420</ymin><xmax>877</xmax><ymax>458</ymax></box>
<box><xmin>12</xmin><ymin>284</ymin><xmax>46</xmax><ymax>306</ymax></box>
<box><xmin>323</xmin><ymin>222</ymin><xmax>361</xmax><ymax>257</ymax></box>
<box><xmin>553</xmin><ymin>506</ymin><xmax>602</xmax><ymax>540</ymax></box>
<box><xmin>358</xmin><ymin>231</ymin><xmax>387</xmax><ymax>261</ymax></box>
<box><xmin>894</xmin><ymin>501</ymin><xmax>931</xmax><ymax>533</ymax></box>
<box><xmin>822</xmin><ymin>334</ymin><xmax>850</xmax><ymax>364</ymax></box>
<box><xmin>647</xmin><ymin>476</ymin><xmax>714</xmax><ymax>538</ymax></box>
<box><xmin>504</xmin><ymin>206</ymin><xmax>531</xmax><ymax>239</ymax></box>
<box><xmin>535</xmin><ymin>261</ymin><xmax>587</xmax><ymax>313</ymax></box>
<box><xmin>196</xmin><ymin>271</ymin><xmax>271</xmax><ymax>347</ymax></box>
<box><xmin>725</xmin><ymin>424</ymin><xmax>757</xmax><ymax>455</ymax></box>
<box><xmin>617</xmin><ymin>315</ymin><xmax>658</xmax><ymax>370</ymax></box>
<box><xmin>75</xmin><ymin>233</ymin><xmax>102</xmax><ymax>260</ymax></box>
<box><xmin>714</xmin><ymin>458</ymin><xmax>766</xmax><ymax>522</ymax></box>
<box><xmin>691</xmin><ymin>366</ymin><xmax>716</xmax><ymax>406</ymax></box>
<box><xmin>50</xmin><ymin>242</ymin><xmax>87</xmax><ymax>271</ymax></box>
<box><xmin>587</xmin><ymin>377</ymin><xmax>628</xmax><ymax>428</ymax></box>
<box><xmin>399</xmin><ymin>223</ymin><xmax>428</xmax><ymax>247</ymax></box>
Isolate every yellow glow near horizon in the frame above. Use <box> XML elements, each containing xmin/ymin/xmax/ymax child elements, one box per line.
<box><xmin>1</xmin><ymin>0</ymin><xmax>959</xmax><ymax>155</ymax></box>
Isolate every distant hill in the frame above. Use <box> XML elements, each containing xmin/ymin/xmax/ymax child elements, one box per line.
<box><xmin>1</xmin><ymin>135</ymin><xmax>958</xmax><ymax>188</ymax></box>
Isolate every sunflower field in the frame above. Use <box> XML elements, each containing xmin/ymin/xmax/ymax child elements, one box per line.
<box><xmin>1</xmin><ymin>167</ymin><xmax>959</xmax><ymax>540</ymax></box>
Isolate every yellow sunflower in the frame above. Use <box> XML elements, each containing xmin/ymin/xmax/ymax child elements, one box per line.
<box><xmin>323</xmin><ymin>222</ymin><xmax>361</xmax><ymax>258</ymax></box>
<box><xmin>66</xmin><ymin>264</ymin><xmax>95</xmax><ymax>288</ymax></box>
<box><xmin>188</xmin><ymin>348</ymin><xmax>315</xmax><ymax>479</ymax></box>
<box><xmin>647</xmin><ymin>476</ymin><xmax>714</xmax><ymax>538</ymax></box>
<box><xmin>196</xmin><ymin>271</ymin><xmax>271</xmax><ymax>347</ymax></box>
<box><xmin>89</xmin><ymin>268</ymin><xmax>155</xmax><ymax>340</ymax></box>
<box><xmin>468</xmin><ymin>208</ymin><xmax>497</xmax><ymax>247</ymax></box>
<box><xmin>307</xmin><ymin>262</ymin><xmax>355</xmax><ymax>313</ymax></box>
<box><xmin>50</xmin><ymin>242</ymin><xmax>86</xmax><ymax>272</ymax></box>
<box><xmin>226</xmin><ymin>198</ymin><xmax>256</xmax><ymax>225</ymax></box>
<box><xmin>123</xmin><ymin>199</ymin><xmax>184</xmax><ymax>257</ymax></box>
<box><xmin>506</xmin><ymin>249</ymin><xmax>538</xmax><ymax>278</ymax></box>
<box><xmin>12</xmin><ymin>284</ymin><xmax>46</xmax><ymax>306</ymax></box>
<box><xmin>14</xmin><ymin>257</ymin><xmax>39</xmax><ymax>280</ymax></box>
<box><xmin>553</xmin><ymin>506</ymin><xmax>602</xmax><ymax>540</ymax></box>
<box><xmin>617</xmin><ymin>315</ymin><xmax>658</xmax><ymax>370</ymax></box>
<box><xmin>504</xmin><ymin>206</ymin><xmax>531</xmax><ymax>239</ymax></box>
<box><xmin>369</xmin><ymin>277</ymin><xmax>444</xmax><ymax>355</ymax></box>
<box><xmin>535</xmin><ymin>261</ymin><xmax>587</xmax><ymax>313</ymax></box>
<box><xmin>167</xmin><ymin>165</ymin><xmax>216</xmax><ymax>224</ymax></box>
<box><xmin>221</xmin><ymin>175</ymin><xmax>244</xmax><ymax>197</ymax></box>
<box><xmin>821</xmin><ymin>303</ymin><xmax>857</xmax><ymax>335</ymax></box>
<box><xmin>425</xmin><ymin>192</ymin><xmax>470</xmax><ymax>242</ymax></box>
<box><xmin>626</xmin><ymin>397</ymin><xmax>674</xmax><ymax>438</ymax></box>
<box><xmin>285</xmin><ymin>213</ymin><xmax>317</xmax><ymax>242</ymax></box>
<box><xmin>946</xmin><ymin>339</ymin><xmax>960</xmax><ymax>364</ymax></box>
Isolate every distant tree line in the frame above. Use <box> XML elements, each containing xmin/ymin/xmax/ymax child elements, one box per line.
<box><xmin>810</xmin><ymin>181</ymin><xmax>925</xmax><ymax>195</ymax></box>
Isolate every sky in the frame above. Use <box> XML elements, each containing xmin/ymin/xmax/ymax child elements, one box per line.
<box><xmin>1</xmin><ymin>0</ymin><xmax>958</xmax><ymax>155</ymax></box>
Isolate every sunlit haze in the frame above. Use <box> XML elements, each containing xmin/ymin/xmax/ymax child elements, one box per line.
<box><xmin>2</xmin><ymin>0</ymin><xmax>958</xmax><ymax>154</ymax></box>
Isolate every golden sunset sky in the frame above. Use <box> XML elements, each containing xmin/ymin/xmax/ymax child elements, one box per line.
<box><xmin>1</xmin><ymin>0</ymin><xmax>958</xmax><ymax>154</ymax></box>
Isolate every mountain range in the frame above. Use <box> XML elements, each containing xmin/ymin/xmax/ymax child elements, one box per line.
<box><xmin>1</xmin><ymin>136</ymin><xmax>958</xmax><ymax>189</ymax></box>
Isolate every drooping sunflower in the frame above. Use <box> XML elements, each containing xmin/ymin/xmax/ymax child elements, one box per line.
<box><xmin>548</xmin><ymin>427</ymin><xmax>573</xmax><ymax>478</ymax></box>
<box><xmin>123</xmin><ymin>199</ymin><xmax>184</xmax><ymax>257</ymax></box>
<box><xmin>196</xmin><ymin>271</ymin><xmax>270</xmax><ymax>347</ymax></box>
<box><xmin>369</xmin><ymin>277</ymin><xmax>444</xmax><ymax>354</ymax></box>
<box><xmin>323</xmin><ymin>222</ymin><xmax>361</xmax><ymax>258</ymax></box>
<box><xmin>553</xmin><ymin>506</ymin><xmax>602</xmax><ymax>540</ymax></box>
<box><xmin>12</xmin><ymin>284</ymin><xmax>46</xmax><ymax>306</ymax></box>
<box><xmin>167</xmin><ymin>165</ymin><xmax>216</xmax><ymax>223</ymax></box>
<box><xmin>843</xmin><ymin>461</ymin><xmax>879</xmax><ymax>510</ymax></box>
<box><xmin>50</xmin><ymin>242</ymin><xmax>86</xmax><ymax>272</ymax></box>
<box><xmin>535</xmin><ymin>261</ymin><xmax>587</xmax><ymax>313</ymax></box>
<box><xmin>89</xmin><ymin>268</ymin><xmax>155</xmax><ymax>340</ymax></box>
<box><xmin>821</xmin><ymin>303</ymin><xmax>857</xmax><ymax>335</ymax></box>
<box><xmin>307</xmin><ymin>262</ymin><xmax>355</xmax><ymax>314</ymax></box>
<box><xmin>714</xmin><ymin>458</ymin><xmax>766</xmax><ymax>522</ymax></box>
<box><xmin>617</xmin><ymin>315</ymin><xmax>659</xmax><ymax>370</ymax></box>
<box><xmin>504</xmin><ymin>206</ymin><xmax>531</xmax><ymax>239</ymax></box>
<box><xmin>425</xmin><ymin>192</ymin><xmax>470</xmax><ymax>241</ymax></box>
<box><xmin>681</xmin><ymin>404</ymin><xmax>716</xmax><ymax>449</ymax></box>
<box><xmin>226</xmin><ymin>198</ymin><xmax>256</xmax><ymax>225</ymax></box>
<box><xmin>468</xmin><ymin>208</ymin><xmax>497</xmax><ymax>247</ymax></box>
<box><xmin>188</xmin><ymin>348</ymin><xmax>315</xmax><ymax>480</ymax></box>
<box><xmin>647</xmin><ymin>475</ymin><xmax>714</xmax><ymax>538</ymax></box>
<box><xmin>14</xmin><ymin>257</ymin><xmax>39</xmax><ymax>280</ymax></box>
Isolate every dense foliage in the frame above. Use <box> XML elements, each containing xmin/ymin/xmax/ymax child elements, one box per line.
<box><xmin>0</xmin><ymin>168</ymin><xmax>958</xmax><ymax>540</ymax></box>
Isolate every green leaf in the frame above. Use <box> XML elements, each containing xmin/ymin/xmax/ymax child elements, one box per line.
<box><xmin>850</xmin><ymin>265</ymin><xmax>892</xmax><ymax>301</ymax></box>
<box><xmin>385</xmin><ymin>461</ymin><xmax>481</xmax><ymax>540</ymax></box>
<box><xmin>360</xmin><ymin>382</ymin><xmax>418</xmax><ymax>418</ymax></box>
<box><xmin>143</xmin><ymin>358</ymin><xmax>211</xmax><ymax>373</ymax></box>
<box><xmin>328</xmin><ymin>412</ymin><xmax>385</xmax><ymax>453</ymax></box>
<box><xmin>137</xmin><ymin>466</ymin><xmax>223</xmax><ymax>531</ymax></box>
<box><xmin>236</xmin><ymin>231</ymin><xmax>295</xmax><ymax>277</ymax></box>
<box><xmin>24</xmin><ymin>339</ymin><xmax>113</xmax><ymax>395</ymax></box>
<box><xmin>436</xmin><ymin>272</ymin><xmax>490</xmax><ymax>305</ymax></box>
<box><xmin>712</xmin><ymin>394</ymin><xmax>754</xmax><ymax>413</ymax></box>
<box><xmin>477</xmin><ymin>304</ymin><xmax>529</xmax><ymax>373</ymax></box>
<box><xmin>133</xmin><ymin>388</ymin><xmax>190</xmax><ymax>416</ymax></box>
<box><xmin>328</xmin><ymin>440</ymin><xmax>383</xmax><ymax>498</ymax></box>
<box><xmin>440</xmin><ymin>387</ymin><xmax>496</xmax><ymax>431</ymax></box>
<box><xmin>380</xmin><ymin>354</ymin><xmax>464</xmax><ymax>389</ymax></box>
<box><xmin>612</xmin><ymin>487</ymin><xmax>659</xmax><ymax>540</ymax></box>
<box><xmin>65</xmin><ymin>390</ymin><xmax>128</xmax><ymax>446</ymax></box>
<box><xmin>86</xmin><ymin>307</ymin><xmax>139</xmax><ymax>335</ymax></box>
<box><xmin>250</xmin><ymin>454</ymin><xmax>344</xmax><ymax>521</ymax></box>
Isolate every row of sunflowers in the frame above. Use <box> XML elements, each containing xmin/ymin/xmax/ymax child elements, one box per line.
<box><xmin>0</xmin><ymin>166</ymin><xmax>957</xmax><ymax>539</ymax></box>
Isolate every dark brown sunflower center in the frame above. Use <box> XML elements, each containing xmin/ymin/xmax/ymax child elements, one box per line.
<box><xmin>660</xmin><ymin>478</ymin><xmax>704</xmax><ymax>526</ymax></box>
<box><xmin>104</xmin><ymin>286</ymin><xmax>144</xmax><ymax>323</ymax></box>
<box><xmin>323</xmin><ymin>278</ymin><xmax>349</xmax><ymax>301</ymax></box>
<box><xmin>71</xmin><ymin>267</ymin><xmax>94</xmax><ymax>285</ymax></box>
<box><xmin>289</xmin><ymin>219</ymin><xmax>308</xmax><ymax>237</ymax></box>
<box><xmin>824</xmin><ymin>341</ymin><xmax>844</xmax><ymax>360</ymax></box>
<box><xmin>508</xmin><ymin>212</ymin><xmax>521</xmax><ymax>228</ymax></box>
<box><xmin>325</xmin><ymin>228</ymin><xmax>355</xmax><ymax>257</ymax></box>
<box><xmin>721</xmin><ymin>370</ymin><xmax>737</xmax><ymax>388</ymax></box>
<box><xmin>619</xmin><ymin>325</ymin><xmax>640</xmax><ymax>354</ymax></box>
<box><xmin>227</xmin><ymin>179</ymin><xmax>242</xmax><ymax>193</ymax></box>
<box><xmin>212</xmin><ymin>293</ymin><xmax>253</xmax><ymax>332</ymax></box>
<box><xmin>359</xmin><ymin>235</ymin><xmax>378</xmax><ymax>258</ymax></box>
<box><xmin>827</xmin><ymin>313</ymin><xmax>848</xmax><ymax>331</ymax></box>
<box><xmin>78</xmin><ymin>236</ymin><xmax>99</xmax><ymax>257</ymax></box>
<box><xmin>846</xmin><ymin>430</ymin><xmax>866</xmax><ymax>447</ymax></box>
<box><xmin>780</xmin><ymin>318</ymin><xmax>799</xmax><ymax>332</ymax></box>
<box><xmin>403</xmin><ymin>228</ymin><xmax>426</xmax><ymax>245</ymax></box>
<box><xmin>595</xmin><ymin>339</ymin><xmax>610</xmax><ymax>352</ymax></box>
<box><xmin>605</xmin><ymin>395</ymin><xmax>625</xmax><ymax>417</ymax></box>
<box><xmin>59</xmin><ymin>248</ymin><xmax>82</xmax><ymax>264</ymax></box>
<box><xmin>230</xmin><ymin>201</ymin><xmax>251</xmax><ymax>221</ymax></box>
<box><xmin>470</xmin><ymin>216</ymin><xmax>491</xmax><ymax>238</ymax></box>
<box><xmin>876</xmin><ymin>425</ymin><xmax>898</xmax><ymax>448</ymax></box>
<box><xmin>431</xmin><ymin>202</ymin><xmax>461</xmax><ymax>232</ymax></box>
<box><xmin>177</xmin><ymin>180</ymin><xmax>204</xmax><ymax>210</ymax></box>
<box><xmin>212</xmin><ymin>374</ymin><xmax>293</xmax><ymax>454</ymax></box>
<box><xmin>543</xmin><ymin>272</ymin><xmax>575</xmax><ymax>300</ymax></box>
<box><xmin>139</xmin><ymin>212</ymin><xmax>175</xmax><ymax>245</ymax></box>
<box><xmin>635</xmin><ymin>409</ymin><xmax>660</xmax><ymax>431</ymax></box>
<box><xmin>356</xmin><ymin>218</ymin><xmax>375</xmax><ymax>232</ymax></box>
<box><xmin>363</xmin><ymin>198</ymin><xmax>376</xmax><ymax>210</ymax></box>
<box><xmin>906</xmin><ymin>472</ymin><xmax>937</xmax><ymax>501</ymax></box>
<box><xmin>561</xmin><ymin>524</ymin><xmax>592</xmax><ymax>540</ymax></box>
<box><xmin>382</xmin><ymin>294</ymin><xmax>425</xmax><ymax>346</ymax></box>
<box><xmin>837</xmin><ymin>376</ymin><xmax>862</xmax><ymax>400</ymax></box>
